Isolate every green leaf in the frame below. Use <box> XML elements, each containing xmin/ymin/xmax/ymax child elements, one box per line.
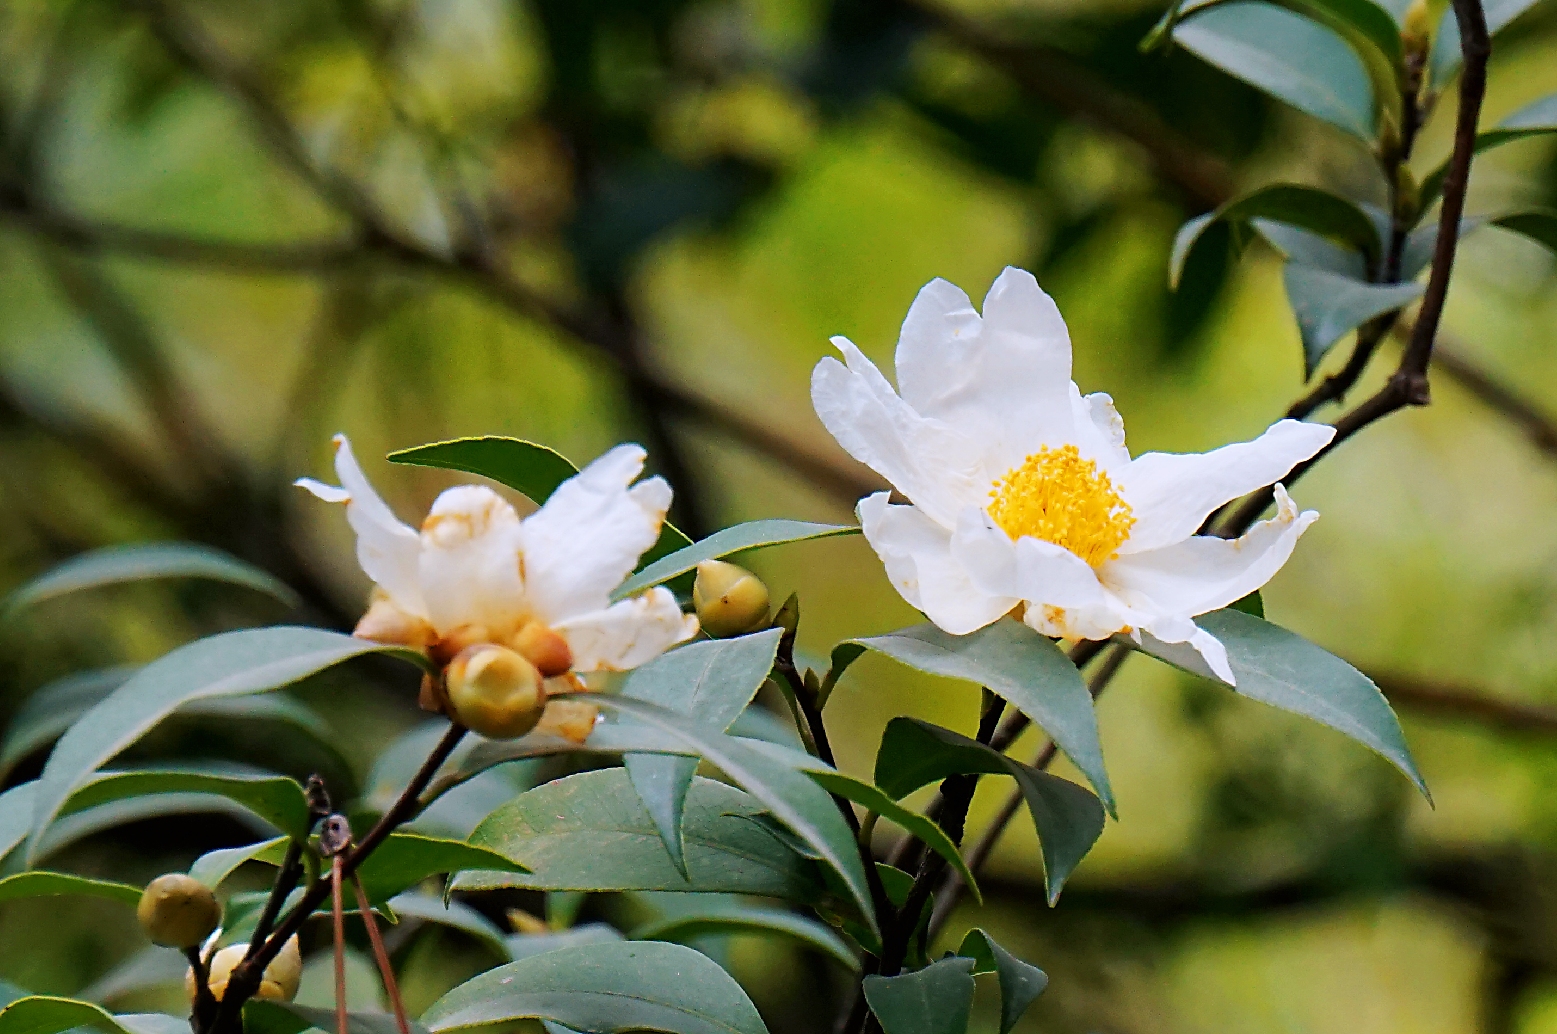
<box><xmin>620</xmin><ymin>630</ymin><xmax>784</xmax><ymax>874</ymax></box>
<box><xmin>631</xmin><ymin>901</ymin><xmax>859</xmax><ymax>971</ymax></box>
<box><xmin>385</xmin><ymin>893</ymin><xmax>510</xmax><ymax>960</ymax></box>
<box><xmin>461</xmin><ymin>768</ymin><xmax>826</xmax><ymax>901</ymax></box>
<box><xmin>733</xmin><ymin>740</ymin><xmax>982</xmax><ymax>905</ymax></box>
<box><xmin>1282</xmin><ymin>265</ymin><xmax>1425</xmax><ymax>375</ymax></box>
<box><xmin>1173</xmin><ymin>185</ymin><xmax>1382</xmax><ymax>288</ymax></box>
<box><xmin>593</xmin><ymin>695</ymin><xmax>878</xmax><ymax>942</ymax></box>
<box><xmin>1231</xmin><ymin>590</ymin><xmax>1265</xmax><ymax>618</ymax></box>
<box><xmin>1172</xmin><ymin>1</ymin><xmax>1376</xmax><ymax>140</ymax></box>
<box><xmin>874</xmin><ymin>718</ymin><xmax>1105</xmax><ymax>903</ymax></box>
<box><xmin>26</xmin><ymin>626</ymin><xmax>425</xmax><ymax>864</ymax></box>
<box><xmin>820</xmin><ymin>643</ymin><xmax>868</xmax><ymax>708</ymax></box>
<box><xmin>0</xmin><ymin>871</ymin><xmax>141</xmax><ymax>907</ymax></box>
<box><xmin>1252</xmin><ymin>219</ymin><xmax>1369</xmax><ymax>278</ymax></box>
<box><xmin>506</xmin><ymin>924</ymin><xmax>624</xmax><ymax>961</ymax></box>
<box><xmin>1492</xmin><ymin>210</ymin><xmax>1557</xmax><ymax>253</ymax></box>
<box><xmin>80</xmin><ymin>948</ymin><xmax>187</xmax><ymax>1004</ymax></box>
<box><xmin>62</xmin><ymin>769</ymin><xmax>311</xmax><ymax>839</ymax></box>
<box><xmin>1123</xmin><ymin>608</ymin><xmax>1428</xmax><ymax>796</ymax></box>
<box><xmin>387</xmin><ymin>436</ymin><xmax>691</xmax><ymax>567</ymax></box>
<box><xmin>0</xmin><ymin>782</ymin><xmax>38</xmax><ymax>864</ymax></box>
<box><xmin>862</xmin><ymin>958</ymin><xmax>976</xmax><ymax>1034</ymax></box>
<box><xmin>0</xmin><ymin>997</ymin><xmax>186</xmax><ymax>1034</ymax></box>
<box><xmin>189</xmin><ymin>836</ymin><xmax>288</xmax><ymax>888</ymax></box>
<box><xmin>246</xmin><ymin>1002</ymin><xmax>428</xmax><ymax>1034</ymax></box>
<box><xmin>956</xmin><ymin>929</ymin><xmax>1048</xmax><ymax>1034</ymax></box>
<box><xmin>421</xmin><ymin>940</ymin><xmax>770</xmax><ymax>1034</ymax></box>
<box><xmin>4</xmin><ymin>543</ymin><xmax>298</xmax><ymax>618</ymax></box>
<box><xmin>1421</xmin><ymin>94</ymin><xmax>1557</xmax><ymax>202</ymax></box>
<box><xmin>845</xmin><ymin>619</ymin><xmax>1112</xmax><ymax>813</ymax></box>
<box><xmin>35</xmin><ymin>793</ymin><xmax>279</xmax><ymax>864</ymax></box>
<box><xmin>353</xmin><ymin>833</ymin><xmax>526</xmax><ymax>904</ymax></box>
<box><xmin>614</xmin><ymin>521</ymin><xmax>858</xmax><ymax>599</ymax></box>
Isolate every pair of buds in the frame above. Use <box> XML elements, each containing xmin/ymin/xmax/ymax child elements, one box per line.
<box><xmin>138</xmin><ymin>874</ymin><xmax>302</xmax><ymax>1003</ymax></box>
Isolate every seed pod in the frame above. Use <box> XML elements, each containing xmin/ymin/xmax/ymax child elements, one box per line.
<box><xmin>692</xmin><ymin>560</ymin><xmax>770</xmax><ymax>638</ymax></box>
<box><xmin>138</xmin><ymin>873</ymin><xmax>220</xmax><ymax>948</ymax></box>
<box><xmin>512</xmin><ymin>622</ymin><xmax>574</xmax><ymax>678</ymax></box>
<box><xmin>188</xmin><ymin>935</ymin><xmax>301</xmax><ymax>1003</ymax></box>
<box><xmin>446</xmin><ymin>643</ymin><xmax>549</xmax><ymax>739</ymax></box>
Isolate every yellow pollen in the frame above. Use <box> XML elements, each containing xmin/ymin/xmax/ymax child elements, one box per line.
<box><xmin>987</xmin><ymin>444</ymin><xmax>1135</xmax><ymax>567</ymax></box>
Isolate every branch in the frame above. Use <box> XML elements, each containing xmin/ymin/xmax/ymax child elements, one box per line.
<box><xmin>1432</xmin><ymin>335</ymin><xmax>1557</xmax><ymax>459</ymax></box>
<box><xmin>1374</xmin><ymin>671</ymin><xmax>1557</xmax><ymax>736</ymax></box>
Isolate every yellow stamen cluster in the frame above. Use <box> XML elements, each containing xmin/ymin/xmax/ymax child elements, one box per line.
<box><xmin>987</xmin><ymin>444</ymin><xmax>1135</xmax><ymax>567</ymax></box>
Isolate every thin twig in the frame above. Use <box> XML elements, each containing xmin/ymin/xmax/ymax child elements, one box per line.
<box><xmin>331</xmin><ymin>856</ymin><xmax>347</xmax><ymax>1034</ymax></box>
<box><xmin>351</xmin><ymin>874</ymin><xmax>413</xmax><ymax>1034</ymax></box>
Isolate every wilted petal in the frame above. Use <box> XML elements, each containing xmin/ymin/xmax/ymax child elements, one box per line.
<box><xmin>1101</xmin><ymin>484</ymin><xmax>1319</xmax><ymax>618</ymax></box>
<box><xmin>553</xmin><ymin>588</ymin><xmax>698</xmax><ymax>672</ymax></box>
<box><xmin>296</xmin><ymin>435</ymin><xmax>427</xmax><ymax>618</ymax></box>
<box><xmin>860</xmin><ymin>492</ymin><xmax>1015</xmax><ymax>635</ymax></box>
<box><xmin>521</xmin><ymin>445</ymin><xmax>671</xmax><ymax>624</ymax></box>
<box><xmin>1116</xmin><ymin>419</ymin><xmax>1334</xmax><ymax>553</ymax></box>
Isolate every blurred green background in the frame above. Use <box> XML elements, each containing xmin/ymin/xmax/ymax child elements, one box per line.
<box><xmin>2</xmin><ymin>0</ymin><xmax>1557</xmax><ymax>1029</ymax></box>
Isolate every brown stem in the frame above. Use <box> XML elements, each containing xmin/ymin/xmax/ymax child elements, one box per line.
<box><xmin>351</xmin><ymin>874</ymin><xmax>413</xmax><ymax>1034</ymax></box>
<box><xmin>332</xmin><ymin>856</ymin><xmax>347</xmax><ymax>1034</ymax></box>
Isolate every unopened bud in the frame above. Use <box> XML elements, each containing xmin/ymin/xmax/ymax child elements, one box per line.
<box><xmin>138</xmin><ymin>874</ymin><xmax>220</xmax><ymax>948</ymax></box>
<box><xmin>513</xmin><ymin>622</ymin><xmax>574</xmax><ymax>678</ymax></box>
<box><xmin>536</xmin><ymin>696</ymin><xmax>600</xmax><ymax>744</ymax></box>
<box><xmin>692</xmin><ymin>561</ymin><xmax>770</xmax><ymax>638</ymax></box>
<box><xmin>188</xmin><ymin>936</ymin><xmax>301</xmax><ymax>1003</ymax></box>
<box><xmin>446</xmin><ymin>644</ymin><xmax>549</xmax><ymax>739</ymax></box>
<box><xmin>431</xmin><ymin>623</ymin><xmax>494</xmax><ymax>666</ymax></box>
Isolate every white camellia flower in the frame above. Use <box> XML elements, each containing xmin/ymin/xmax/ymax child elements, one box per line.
<box><xmin>811</xmin><ymin>267</ymin><xmax>1336</xmax><ymax>684</ymax></box>
<box><xmin>297</xmin><ymin>435</ymin><xmax>698</xmax><ymax>683</ymax></box>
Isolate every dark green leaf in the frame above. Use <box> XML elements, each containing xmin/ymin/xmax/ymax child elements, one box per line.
<box><xmin>353</xmin><ymin>833</ymin><xmax>526</xmax><ymax>904</ymax></box>
<box><xmin>80</xmin><ymin>947</ymin><xmax>188</xmax><ymax>1004</ymax></box>
<box><xmin>1422</xmin><ymin>94</ymin><xmax>1557</xmax><ymax>201</ymax></box>
<box><xmin>246</xmin><ymin>1002</ymin><xmax>429</xmax><ymax>1034</ymax></box>
<box><xmin>1173</xmin><ymin>1</ymin><xmax>1376</xmax><ymax>140</ymax></box>
<box><xmin>845</xmin><ymin>620</ymin><xmax>1112</xmax><ymax>812</ymax></box>
<box><xmin>386</xmin><ymin>436</ymin><xmax>691</xmax><ymax>566</ymax></box>
<box><xmin>1231</xmin><ymin>591</ymin><xmax>1265</xmax><ymax>618</ymax></box>
<box><xmin>819</xmin><ymin>643</ymin><xmax>868</xmax><ymax>708</ymax></box>
<box><xmin>874</xmin><ymin>719</ymin><xmax>1105</xmax><ymax>903</ymax></box>
<box><xmin>0</xmin><ymin>997</ymin><xmax>186</xmax><ymax>1034</ymax></box>
<box><xmin>189</xmin><ymin>836</ymin><xmax>287</xmax><ymax>888</ymax></box>
<box><xmin>0</xmin><ymin>871</ymin><xmax>141</xmax><ymax>907</ymax></box>
<box><xmin>614</xmin><ymin>521</ymin><xmax>858</xmax><ymax>598</ymax></box>
<box><xmin>26</xmin><ymin>626</ymin><xmax>425</xmax><ymax>864</ymax></box>
<box><xmin>620</xmin><ymin>630</ymin><xmax>783</xmax><ymax>874</ymax></box>
<box><xmin>0</xmin><ymin>782</ymin><xmax>38</xmax><ymax>864</ymax></box>
<box><xmin>4</xmin><ymin>543</ymin><xmax>298</xmax><ymax>618</ymax></box>
<box><xmin>1282</xmin><ymin>265</ymin><xmax>1425</xmax><ymax>375</ymax></box>
<box><xmin>631</xmin><ymin>901</ymin><xmax>859</xmax><ymax>971</ymax></box>
<box><xmin>461</xmin><ymin>768</ymin><xmax>826</xmax><ymax>901</ymax></box>
<box><xmin>863</xmin><ymin>957</ymin><xmax>976</xmax><ymax>1034</ymax></box>
<box><xmin>62</xmin><ymin>769</ymin><xmax>311</xmax><ymax>839</ymax></box>
<box><xmin>1124</xmin><ymin>608</ymin><xmax>1427</xmax><ymax>796</ymax></box>
<box><xmin>385</xmin><ymin>893</ymin><xmax>510</xmax><ymax>959</ymax></box>
<box><xmin>592</xmin><ymin>696</ymin><xmax>878</xmax><ymax>941</ymax></box>
<box><xmin>1251</xmin><ymin>219</ymin><xmax>1368</xmax><ymax>277</ymax></box>
<box><xmin>1492</xmin><ymin>211</ymin><xmax>1557</xmax><ymax>253</ymax></box>
<box><xmin>956</xmin><ymin>929</ymin><xmax>1048</xmax><ymax>1034</ymax></box>
<box><xmin>1173</xmin><ymin>185</ymin><xmax>1382</xmax><ymax>287</ymax></box>
<box><xmin>506</xmin><ymin>924</ymin><xmax>624</xmax><ymax>962</ymax></box>
<box><xmin>421</xmin><ymin>941</ymin><xmax>769</xmax><ymax>1034</ymax></box>
<box><xmin>35</xmin><ymin>793</ymin><xmax>278</xmax><ymax>863</ymax></box>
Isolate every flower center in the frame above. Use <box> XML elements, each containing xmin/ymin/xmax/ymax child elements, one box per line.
<box><xmin>987</xmin><ymin>444</ymin><xmax>1135</xmax><ymax>567</ymax></box>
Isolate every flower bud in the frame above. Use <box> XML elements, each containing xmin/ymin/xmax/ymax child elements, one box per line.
<box><xmin>446</xmin><ymin>644</ymin><xmax>549</xmax><ymax>739</ymax></box>
<box><xmin>513</xmin><ymin>621</ymin><xmax>574</xmax><ymax>678</ymax></box>
<box><xmin>692</xmin><ymin>561</ymin><xmax>770</xmax><ymax>638</ymax></box>
<box><xmin>536</xmin><ymin>696</ymin><xmax>600</xmax><ymax>744</ymax></box>
<box><xmin>188</xmin><ymin>936</ymin><xmax>301</xmax><ymax>1003</ymax></box>
<box><xmin>138</xmin><ymin>873</ymin><xmax>220</xmax><ymax>948</ymax></box>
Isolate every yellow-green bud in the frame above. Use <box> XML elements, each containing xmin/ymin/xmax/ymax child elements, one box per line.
<box><xmin>692</xmin><ymin>561</ymin><xmax>770</xmax><ymax>638</ymax></box>
<box><xmin>138</xmin><ymin>873</ymin><xmax>220</xmax><ymax>948</ymax></box>
<box><xmin>512</xmin><ymin>621</ymin><xmax>574</xmax><ymax>678</ymax></box>
<box><xmin>446</xmin><ymin>643</ymin><xmax>549</xmax><ymax>739</ymax></box>
<box><xmin>188</xmin><ymin>936</ymin><xmax>301</xmax><ymax>1003</ymax></box>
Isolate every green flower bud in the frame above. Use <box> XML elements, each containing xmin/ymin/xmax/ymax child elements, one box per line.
<box><xmin>138</xmin><ymin>873</ymin><xmax>220</xmax><ymax>948</ymax></box>
<box><xmin>692</xmin><ymin>561</ymin><xmax>771</xmax><ymax>638</ymax></box>
<box><xmin>446</xmin><ymin>643</ymin><xmax>549</xmax><ymax>739</ymax></box>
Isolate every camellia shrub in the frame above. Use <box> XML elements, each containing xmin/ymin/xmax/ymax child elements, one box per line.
<box><xmin>1</xmin><ymin>0</ymin><xmax>1554</xmax><ymax>1031</ymax></box>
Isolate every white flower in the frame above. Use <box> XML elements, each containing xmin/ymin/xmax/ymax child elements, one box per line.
<box><xmin>296</xmin><ymin>435</ymin><xmax>698</xmax><ymax>675</ymax></box>
<box><xmin>810</xmin><ymin>267</ymin><xmax>1336</xmax><ymax>684</ymax></box>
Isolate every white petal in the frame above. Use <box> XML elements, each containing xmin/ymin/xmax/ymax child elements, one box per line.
<box><xmin>554</xmin><ymin>588</ymin><xmax>698</xmax><ymax>672</ymax></box>
<box><xmin>1102</xmin><ymin>485</ymin><xmax>1319</xmax><ymax>618</ymax></box>
<box><xmin>1116</xmin><ymin>419</ymin><xmax>1334</xmax><ymax>553</ymax></box>
<box><xmin>418</xmin><ymin>485</ymin><xmax>525</xmax><ymax>635</ymax></box>
<box><xmin>520</xmin><ymin>445</ymin><xmax>670</xmax><ymax>624</ymax></box>
<box><xmin>300</xmin><ymin>435</ymin><xmax>427</xmax><ymax>618</ymax></box>
<box><xmin>1072</xmin><ymin>389</ymin><xmax>1130</xmax><ymax>472</ymax></box>
<box><xmin>860</xmin><ymin>492</ymin><xmax>1014</xmax><ymax>635</ymax></box>
<box><xmin>951</xmin><ymin>508</ymin><xmax>1107</xmax><ymax>610</ymax></box>
<box><xmin>1142</xmin><ymin>614</ymin><xmax>1237</xmax><ymax>685</ymax></box>
<box><xmin>811</xmin><ymin>342</ymin><xmax>985</xmax><ymax>527</ymax></box>
<box><xmin>893</xmin><ymin>277</ymin><xmax>984</xmax><ymax>418</ymax></box>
